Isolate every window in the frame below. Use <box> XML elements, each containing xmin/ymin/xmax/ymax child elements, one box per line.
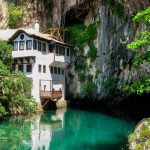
<box><xmin>38</xmin><ymin>65</ymin><xmax>41</xmax><ymax>72</ymax></box>
<box><xmin>67</xmin><ymin>48</ymin><xmax>70</xmax><ymax>56</ymax></box>
<box><xmin>62</xmin><ymin>47</ymin><xmax>65</xmax><ymax>55</ymax></box>
<box><xmin>54</xmin><ymin>67</ymin><xmax>57</xmax><ymax>74</ymax></box>
<box><xmin>18</xmin><ymin>64</ymin><xmax>23</xmax><ymax>72</ymax></box>
<box><xmin>50</xmin><ymin>67</ymin><xmax>53</xmax><ymax>73</ymax></box>
<box><xmin>26</xmin><ymin>40</ymin><xmax>32</xmax><ymax>50</ymax></box>
<box><xmin>62</xmin><ymin>69</ymin><xmax>64</xmax><ymax>74</ymax></box>
<box><xmin>33</xmin><ymin>40</ymin><xmax>37</xmax><ymax>50</ymax></box>
<box><xmin>38</xmin><ymin>42</ymin><xmax>41</xmax><ymax>51</ymax></box>
<box><xmin>43</xmin><ymin>65</ymin><xmax>46</xmax><ymax>73</ymax></box>
<box><xmin>26</xmin><ymin>64</ymin><xmax>32</xmax><ymax>73</ymax></box>
<box><xmin>56</xmin><ymin>45</ymin><xmax>59</xmax><ymax>54</ymax></box>
<box><xmin>20</xmin><ymin>34</ymin><xmax>24</xmax><ymax>40</ymax></box>
<box><xmin>19</xmin><ymin>41</ymin><xmax>24</xmax><ymax>50</ymax></box>
<box><xmin>13</xmin><ymin>41</ymin><xmax>18</xmax><ymax>51</ymax></box>
<box><xmin>58</xmin><ymin>67</ymin><xmax>60</xmax><ymax>74</ymax></box>
<box><xmin>42</xmin><ymin>43</ymin><xmax>46</xmax><ymax>52</ymax></box>
<box><xmin>59</xmin><ymin>46</ymin><xmax>62</xmax><ymax>55</ymax></box>
<box><xmin>49</xmin><ymin>44</ymin><xmax>54</xmax><ymax>53</ymax></box>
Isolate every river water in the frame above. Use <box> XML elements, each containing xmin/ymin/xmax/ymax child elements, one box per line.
<box><xmin>0</xmin><ymin>108</ymin><xmax>135</xmax><ymax>150</ymax></box>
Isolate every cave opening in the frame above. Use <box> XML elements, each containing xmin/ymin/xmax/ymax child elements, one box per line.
<box><xmin>64</xmin><ymin>2</ymin><xmax>90</xmax><ymax>26</ymax></box>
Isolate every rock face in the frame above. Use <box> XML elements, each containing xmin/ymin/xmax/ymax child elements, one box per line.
<box><xmin>0</xmin><ymin>0</ymin><xmax>7</xmax><ymax>29</ymax></box>
<box><xmin>128</xmin><ymin>118</ymin><xmax>150</xmax><ymax>150</ymax></box>
<box><xmin>0</xmin><ymin>0</ymin><xmax>150</xmax><ymax>102</ymax></box>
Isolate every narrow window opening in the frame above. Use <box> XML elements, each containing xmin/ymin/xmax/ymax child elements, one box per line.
<box><xmin>38</xmin><ymin>65</ymin><xmax>41</xmax><ymax>72</ymax></box>
<box><xmin>26</xmin><ymin>40</ymin><xmax>32</xmax><ymax>50</ymax></box>
<box><xmin>13</xmin><ymin>41</ymin><xmax>18</xmax><ymax>51</ymax></box>
<box><xmin>26</xmin><ymin>64</ymin><xmax>32</xmax><ymax>73</ymax></box>
<box><xmin>18</xmin><ymin>64</ymin><xmax>24</xmax><ymax>72</ymax></box>
<box><xmin>19</xmin><ymin>41</ymin><xmax>24</xmax><ymax>50</ymax></box>
<box><xmin>38</xmin><ymin>42</ymin><xmax>41</xmax><ymax>51</ymax></box>
<box><xmin>43</xmin><ymin>65</ymin><xmax>46</xmax><ymax>73</ymax></box>
<box><xmin>33</xmin><ymin>40</ymin><xmax>37</xmax><ymax>50</ymax></box>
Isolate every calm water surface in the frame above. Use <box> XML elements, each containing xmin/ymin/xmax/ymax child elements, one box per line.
<box><xmin>0</xmin><ymin>108</ymin><xmax>135</xmax><ymax>150</ymax></box>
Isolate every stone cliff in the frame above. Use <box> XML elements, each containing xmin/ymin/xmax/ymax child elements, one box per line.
<box><xmin>0</xmin><ymin>0</ymin><xmax>150</xmax><ymax>103</ymax></box>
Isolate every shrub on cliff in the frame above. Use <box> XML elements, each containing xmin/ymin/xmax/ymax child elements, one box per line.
<box><xmin>124</xmin><ymin>6</ymin><xmax>150</xmax><ymax>94</ymax></box>
<box><xmin>8</xmin><ymin>2</ymin><xmax>23</xmax><ymax>28</ymax></box>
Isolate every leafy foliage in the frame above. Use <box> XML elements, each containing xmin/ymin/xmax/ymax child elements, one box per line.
<box><xmin>104</xmin><ymin>0</ymin><xmax>125</xmax><ymax>19</ymax></box>
<box><xmin>0</xmin><ymin>40</ymin><xmax>13</xmax><ymax>68</ymax></box>
<box><xmin>0</xmin><ymin>103</ymin><xmax>7</xmax><ymax>117</ymax></box>
<box><xmin>68</xmin><ymin>23</ymin><xmax>98</xmax><ymax>61</ymax></box>
<box><xmin>103</xmin><ymin>76</ymin><xmax>117</xmax><ymax>92</ymax></box>
<box><xmin>125</xmin><ymin>6</ymin><xmax>150</xmax><ymax>94</ymax></box>
<box><xmin>80</xmin><ymin>80</ymin><xmax>97</xmax><ymax>98</ymax></box>
<box><xmin>128</xmin><ymin>118</ymin><xmax>150</xmax><ymax>150</ymax></box>
<box><xmin>0</xmin><ymin>40</ymin><xmax>37</xmax><ymax>117</ymax></box>
<box><xmin>68</xmin><ymin>23</ymin><xmax>98</xmax><ymax>98</ymax></box>
<box><xmin>8</xmin><ymin>2</ymin><xmax>23</xmax><ymax>28</ymax></box>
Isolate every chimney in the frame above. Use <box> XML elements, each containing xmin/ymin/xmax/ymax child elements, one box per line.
<box><xmin>34</xmin><ymin>21</ymin><xmax>40</xmax><ymax>32</ymax></box>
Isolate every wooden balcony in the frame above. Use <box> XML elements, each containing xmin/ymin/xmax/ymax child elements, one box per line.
<box><xmin>40</xmin><ymin>90</ymin><xmax>62</xmax><ymax>99</ymax></box>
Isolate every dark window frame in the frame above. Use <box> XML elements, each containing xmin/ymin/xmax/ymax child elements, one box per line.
<box><xmin>13</xmin><ymin>41</ymin><xmax>18</xmax><ymax>51</ymax></box>
<box><xmin>58</xmin><ymin>67</ymin><xmax>60</xmax><ymax>74</ymax></box>
<box><xmin>50</xmin><ymin>67</ymin><xmax>53</xmax><ymax>73</ymax></box>
<box><xmin>56</xmin><ymin>45</ymin><xmax>59</xmax><ymax>54</ymax></box>
<box><xmin>62</xmin><ymin>47</ymin><xmax>65</xmax><ymax>55</ymax></box>
<box><xmin>26</xmin><ymin>40</ymin><xmax>32</xmax><ymax>50</ymax></box>
<box><xmin>19</xmin><ymin>41</ymin><xmax>25</xmax><ymax>50</ymax></box>
<box><xmin>54</xmin><ymin>67</ymin><xmax>57</xmax><ymax>74</ymax></box>
<box><xmin>67</xmin><ymin>48</ymin><xmax>70</xmax><ymax>56</ymax></box>
<box><xmin>38</xmin><ymin>42</ymin><xmax>41</xmax><ymax>51</ymax></box>
<box><xmin>49</xmin><ymin>44</ymin><xmax>54</xmax><ymax>53</ymax></box>
<box><xmin>18</xmin><ymin>64</ymin><xmax>24</xmax><ymax>72</ymax></box>
<box><xmin>26</xmin><ymin>64</ymin><xmax>32</xmax><ymax>73</ymax></box>
<box><xmin>42</xmin><ymin>43</ymin><xmax>46</xmax><ymax>52</ymax></box>
<box><xmin>33</xmin><ymin>40</ymin><xmax>37</xmax><ymax>50</ymax></box>
<box><xmin>59</xmin><ymin>46</ymin><xmax>62</xmax><ymax>55</ymax></box>
<box><xmin>62</xmin><ymin>69</ymin><xmax>64</xmax><ymax>74</ymax></box>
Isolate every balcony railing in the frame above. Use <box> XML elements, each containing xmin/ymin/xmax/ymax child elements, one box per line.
<box><xmin>40</xmin><ymin>90</ymin><xmax>62</xmax><ymax>99</ymax></box>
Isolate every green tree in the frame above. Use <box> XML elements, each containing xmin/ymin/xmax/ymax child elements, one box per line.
<box><xmin>0</xmin><ymin>40</ymin><xmax>13</xmax><ymax>68</ymax></box>
<box><xmin>124</xmin><ymin>7</ymin><xmax>150</xmax><ymax>94</ymax></box>
<box><xmin>0</xmin><ymin>40</ymin><xmax>37</xmax><ymax>117</ymax></box>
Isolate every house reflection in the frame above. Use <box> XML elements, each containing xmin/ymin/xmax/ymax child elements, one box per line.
<box><xmin>31</xmin><ymin>108</ymin><xmax>66</xmax><ymax>150</ymax></box>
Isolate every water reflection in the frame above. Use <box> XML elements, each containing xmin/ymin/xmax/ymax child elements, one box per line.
<box><xmin>0</xmin><ymin>108</ymin><xmax>134</xmax><ymax>150</ymax></box>
<box><xmin>0</xmin><ymin>108</ymin><xmax>66</xmax><ymax>150</ymax></box>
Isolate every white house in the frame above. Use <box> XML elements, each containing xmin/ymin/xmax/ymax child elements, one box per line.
<box><xmin>0</xmin><ymin>25</ymin><xmax>71</xmax><ymax>105</ymax></box>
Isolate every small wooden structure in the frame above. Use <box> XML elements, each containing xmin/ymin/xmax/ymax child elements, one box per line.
<box><xmin>40</xmin><ymin>90</ymin><xmax>62</xmax><ymax>99</ymax></box>
<box><xmin>39</xmin><ymin>79</ymin><xmax>63</xmax><ymax>108</ymax></box>
<box><xmin>42</xmin><ymin>27</ymin><xmax>67</xmax><ymax>42</ymax></box>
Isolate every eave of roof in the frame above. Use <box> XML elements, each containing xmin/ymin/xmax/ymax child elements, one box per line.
<box><xmin>8</xmin><ymin>29</ymin><xmax>72</xmax><ymax>47</ymax></box>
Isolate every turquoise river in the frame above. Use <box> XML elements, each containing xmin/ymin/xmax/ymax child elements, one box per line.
<box><xmin>0</xmin><ymin>108</ymin><xmax>135</xmax><ymax>150</ymax></box>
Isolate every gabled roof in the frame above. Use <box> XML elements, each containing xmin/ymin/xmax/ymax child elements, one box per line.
<box><xmin>0</xmin><ymin>28</ymin><xmax>72</xmax><ymax>46</ymax></box>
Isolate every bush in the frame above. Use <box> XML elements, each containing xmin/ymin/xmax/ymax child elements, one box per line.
<box><xmin>0</xmin><ymin>102</ymin><xmax>7</xmax><ymax>117</ymax></box>
<box><xmin>0</xmin><ymin>40</ymin><xmax>13</xmax><ymax>68</ymax></box>
<box><xmin>80</xmin><ymin>81</ymin><xmax>97</xmax><ymax>98</ymax></box>
<box><xmin>8</xmin><ymin>2</ymin><xmax>23</xmax><ymax>28</ymax></box>
<box><xmin>68</xmin><ymin>23</ymin><xmax>98</xmax><ymax>61</ymax></box>
<box><xmin>0</xmin><ymin>40</ymin><xmax>38</xmax><ymax>117</ymax></box>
